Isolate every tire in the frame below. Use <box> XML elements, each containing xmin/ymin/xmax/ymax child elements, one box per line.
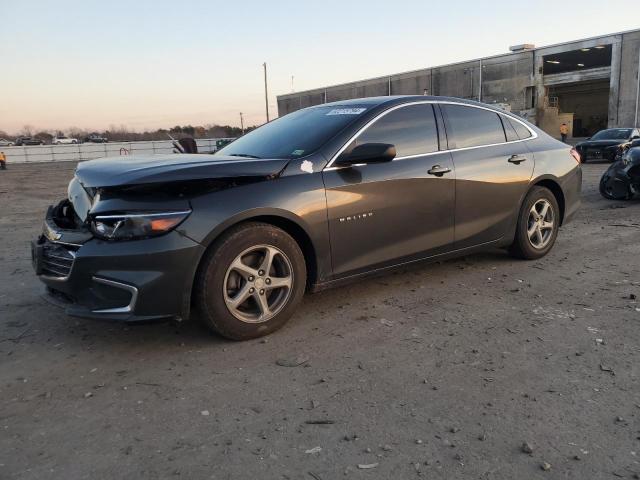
<box><xmin>194</xmin><ymin>222</ymin><xmax>307</xmax><ymax>340</ymax></box>
<box><xmin>599</xmin><ymin>172</ymin><xmax>631</xmax><ymax>200</ymax></box>
<box><xmin>509</xmin><ymin>186</ymin><xmax>560</xmax><ymax>260</ymax></box>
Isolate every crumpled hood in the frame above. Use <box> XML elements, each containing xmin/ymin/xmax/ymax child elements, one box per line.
<box><xmin>577</xmin><ymin>140</ymin><xmax>626</xmax><ymax>148</ymax></box>
<box><xmin>75</xmin><ymin>154</ymin><xmax>290</xmax><ymax>188</ymax></box>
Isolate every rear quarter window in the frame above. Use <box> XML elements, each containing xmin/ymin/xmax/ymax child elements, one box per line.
<box><xmin>507</xmin><ymin>117</ymin><xmax>532</xmax><ymax>140</ymax></box>
<box><xmin>501</xmin><ymin>115</ymin><xmax>519</xmax><ymax>142</ymax></box>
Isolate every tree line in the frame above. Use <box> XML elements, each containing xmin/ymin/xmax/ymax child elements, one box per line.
<box><xmin>0</xmin><ymin>123</ymin><xmax>257</xmax><ymax>142</ymax></box>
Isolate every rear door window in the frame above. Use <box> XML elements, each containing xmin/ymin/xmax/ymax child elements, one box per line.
<box><xmin>356</xmin><ymin>104</ymin><xmax>439</xmax><ymax>157</ymax></box>
<box><xmin>442</xmin><ymin>105</ymin><xmax>506</xmax><ymax>149</ymax></box>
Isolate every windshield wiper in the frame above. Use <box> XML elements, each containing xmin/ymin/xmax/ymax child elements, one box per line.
<box><xmin>228</xmin><ymin>153</ymin><xmax>262</xmax><ymax>159</ymax></box>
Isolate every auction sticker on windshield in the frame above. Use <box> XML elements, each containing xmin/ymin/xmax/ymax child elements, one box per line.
<box><xmin>326</xmin><ymin>108</ymin><xmax>367</xmax><ymax>115</ymax></box>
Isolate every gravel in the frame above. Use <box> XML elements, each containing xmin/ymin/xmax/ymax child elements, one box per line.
<box><xmin>1</xmin><ymin>162</ymin><xmax>639</xmax><ymax>479</ymax></box>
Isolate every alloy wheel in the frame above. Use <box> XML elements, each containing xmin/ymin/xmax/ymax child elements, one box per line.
<box><xmin>527</xmin><ymin>199</ymin><xmax>555</xmax><ymax>249</ymax></box>
<box><xmin>222</xmin><ymin>244</ymin><xmax>294</xmax><ymax>323</ymax></box>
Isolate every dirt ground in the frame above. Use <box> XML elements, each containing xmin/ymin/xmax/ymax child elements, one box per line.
<box><xmin>1</xmin><ymin>161</ymin><xmax>639</xmax><ymax>480</ymax></box>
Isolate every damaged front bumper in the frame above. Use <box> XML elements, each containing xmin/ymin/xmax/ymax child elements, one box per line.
<box><xmin>600</xmin><ymin>159</ymin><xmax>640</xmax><ymax>197</ymax></box>
<box><xmin>32</xmin><ymin>203</ymin><xmax>205</xmax><ymax>322</ymax></box>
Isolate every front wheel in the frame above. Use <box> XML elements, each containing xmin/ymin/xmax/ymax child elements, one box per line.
<box><xmin>194</xmin><ymin>222</ymin><xmax>306</xmax><ymax>340</ymax></box>
<box><xmin>509</xmin><ymin>186</ymin><xmax>560</xmax><ymax>260</ymax></box>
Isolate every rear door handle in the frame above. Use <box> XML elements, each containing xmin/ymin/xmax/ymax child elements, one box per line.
<box><xmin>508</xmin><ymin>155</ymin><xmax>527</xmax><ymax>164</ymax></box>
<box><xmin>427</xmin><ymin>165</ymin><xmax>452</xmax><ymax>177</ymax></box>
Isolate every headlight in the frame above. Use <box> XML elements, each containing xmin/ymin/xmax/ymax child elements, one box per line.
<box><xmin>90</xmin><ymin>210</ymin><xmax>191</xmax><ymax>240</ymax></box>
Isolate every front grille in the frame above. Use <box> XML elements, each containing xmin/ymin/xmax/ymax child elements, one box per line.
<box><xmin>41</xmin><ymin>243</ymin><xmax>76</xmax><ymax>278</ymax></box>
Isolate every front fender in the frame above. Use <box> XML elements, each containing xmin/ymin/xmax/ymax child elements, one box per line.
<box><xmin>180</xmin><ymin>172</ymin><xmax>332</xmax><ymax>284</ymax></box>
<box><xmin>198</xmin><ymin>207</ymin><xmax>315</xmax><ymax>250</ymax></box>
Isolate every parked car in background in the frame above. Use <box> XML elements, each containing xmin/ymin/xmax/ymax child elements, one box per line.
<box><xmin>614</xmin><ymin>137</ymin><xmax>640</xmax><ymax>160</ymax></box>
<box><xmin>0</xmin><ymin>138</ymin><xmax>14</xmax><ymax>146</ymax></box>
<box><xmin>83</xmin><ymin>134</ymin><xmax>108</xmax><ymax>143</ymax></box>
<box><xmin>53</xmin><ymin>135</ymin><xmax>78</xmax><ymax>145</ymax></box>
<box><xmin>31</xmin><ymin>96</ymin><xmax>582</xmax><ymax>340</ymax></box>
<box><xmin>15</xmin><ymin>136</ymin><xmax>44</xmax><ymax>146</ymax></box>
<box><xmin>575</xmin><ymin>128</ymin><xmax>640</xmax><ymax>163</ymax></box>
<box><xmin>215</xmin><ymin>138</ymin><xmax>234</xmax><ymax>151</ymax></box>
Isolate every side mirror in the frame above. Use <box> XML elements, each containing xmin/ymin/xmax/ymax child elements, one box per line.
<box><xmin>632</xmin><ymin>135</ymin><xmax>640</xmax><ymax>140</ymax></box>
<box><xmin>336</xmin><ymin>143</ymin><xmax>396</xmax><ymax>166</ymax></box>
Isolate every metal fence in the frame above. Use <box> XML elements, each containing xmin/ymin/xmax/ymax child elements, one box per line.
<box><xmin>1</xmin><ymin>138</ymin><xmax>236</xmax><ymax>164</ymax></box>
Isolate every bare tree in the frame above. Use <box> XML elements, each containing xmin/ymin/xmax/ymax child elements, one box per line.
<box><xmin>35</xmin><ymin>131</ymin><xmax>53</xmax><ymax>143</ymax></box>
<box><xmin>67</xmin><ymin>127</ymin><xmax>88</xmax><ymax>139</ymax></box>
<box><xmin>8</xmin><ymin>122</ymin><xmax>253</xmax><ymax>142</ymax></box>
<box><xmin>20</xmin><ymin>125</ymin><xmax>34</xmax><ymax>136</ymax></box>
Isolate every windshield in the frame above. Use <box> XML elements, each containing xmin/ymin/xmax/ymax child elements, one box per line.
<box><xmin>591</xmin><ymin>129</ymin><xmax>632</xmax><ymax>140</ymax></box>
<box><xmin>216</xmin><ymin>105</ymin><xmax>369</xmax><ymax>159</ymax></box>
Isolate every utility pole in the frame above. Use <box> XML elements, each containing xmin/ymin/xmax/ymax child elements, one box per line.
<box><xmin>239</xmin><ymin>112</ymin><xmax>244</xmax><ymax>135</ymax></box>
<box><xmin>291</xmin><ymin>75</ymin><xmax>294</xmax><ymax>93</ymax></box>
<box><xmin>478</xmin><ymin>58</ymin><xmax>483</xmax><ymax>102</ymax></box>
<box><xmin>263</xmin><ymin>62</ymin><xmax>270</xmax><ymax>123</ymax></box>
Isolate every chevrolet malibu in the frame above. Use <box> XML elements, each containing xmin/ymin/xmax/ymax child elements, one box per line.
<box><xmin>32</xmin><ymin>96</ymin><xmax>582</xmax><ymax>340</ymax></box>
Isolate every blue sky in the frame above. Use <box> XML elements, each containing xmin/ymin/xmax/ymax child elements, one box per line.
<box><xmin>1</xmin><ymin>0</ymin><xmax>638</xmax><ymax>133</ymax></box>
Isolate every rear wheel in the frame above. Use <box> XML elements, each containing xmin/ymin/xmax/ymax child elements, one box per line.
<box><xmin>509</xmin><ymin>186</ymin><xmax>560</xmax><ymax>260</ymax></box>
<box><xmin>195</xmin><ymin>222</ymin><xmax>306</xmax><ymax>340</ymax></box>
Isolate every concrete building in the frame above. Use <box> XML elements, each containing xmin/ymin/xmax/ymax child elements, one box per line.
<box><xmin>277</xmin><ymin>29</ymin><xmax>640</xmax><ymax>139</ymax></box>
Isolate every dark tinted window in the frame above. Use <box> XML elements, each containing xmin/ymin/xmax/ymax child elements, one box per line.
<box><xmin>217</xmin><ymin>105</ymin><xmax>368</xmax><ymax>159</ymax></box>
<box><xmin>508</xmin><ymin>117</ymin><xmax>532</xmax><ymax>139</ymax></box>
<box><xmin>443</xmin><ymin>105</ymin><xmax>506</xmax><ymax>148</ymax></box>
<box><xmin>356</xmin><ymin>104</ymin><xmax>439</xmax><ymax>157</ymax></box>
<box><xmin>591</xmin><ymin>128</ymin><xmax>632</xmax><ymax>140</ymax></box>
<box><xmin>501</xmin><ymin>116</ymin><xmax>519</xmax><ymax>142</ymax></box>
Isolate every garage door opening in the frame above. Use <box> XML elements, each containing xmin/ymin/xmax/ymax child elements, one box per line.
<box><xmin>548</xmin><ymin>79</ymin><xmax>610</xmax><ymax>137</ymax></box>
<box><xmin>540</xmin><ymin>44</ymin><xmax>613</xmax><ymax>139</ymax></box>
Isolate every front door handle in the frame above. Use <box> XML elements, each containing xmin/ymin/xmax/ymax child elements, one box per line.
<box><xmin>427</xmin><ymin>165</ymin><xmax>452</xmax><ymax>177</ymax></box>
<box><xmin>508</xmin><ymin>154</ymin><xmax>527</xmax><ymax>164</ymax></box>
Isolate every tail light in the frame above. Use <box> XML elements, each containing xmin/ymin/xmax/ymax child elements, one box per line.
<box><xmin>570</xmin><ymin>148</ymin><xmax>581</xmax><ymax>164</ymax></box>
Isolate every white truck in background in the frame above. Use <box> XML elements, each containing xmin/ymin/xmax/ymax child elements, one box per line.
<box><xmin>52</xmin><ymin>135</ymin><xmax>78</xmax><ymax>145</ymax></box>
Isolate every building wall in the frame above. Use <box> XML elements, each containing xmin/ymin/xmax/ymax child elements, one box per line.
<box><xmin>617</xmin><ymin>30</ymin><xmax>640</xmax><ymax>126</ymax></box>
<box><xmin>277</xmin><ymin>53</ymin><xmax>536</xmax><ymax>118</ymax></box>
<box><xmin>276</xmin><ymin>30</ymin><xmax>640</xmax><ymax>131</ymax></box>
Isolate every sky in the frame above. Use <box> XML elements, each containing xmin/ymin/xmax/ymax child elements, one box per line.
<box><xmin>1</xmin><ymin>0</ymin><xmax>638</xmax><ymax>134</ymax></box>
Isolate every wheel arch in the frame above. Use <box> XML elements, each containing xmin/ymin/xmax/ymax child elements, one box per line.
<box><xmin>531</xmin><ymin>177</ymin><xmax>566</xmax><ymax>225</ymax></box>
<box><xmin>247</xmin><ymin>214</ymin><xmax>318</xmax><ymax>288</ymax></box>
<box><xmin>192</xmin><ymin>210</ymin><xmax>319</xmax><ymax>296</ymax></box>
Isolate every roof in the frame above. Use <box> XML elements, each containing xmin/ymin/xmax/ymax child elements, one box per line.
<box><xmin>312</xmin><ymin>95</ymin><xmax>504</xmax><ymax>111</ymax></box>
